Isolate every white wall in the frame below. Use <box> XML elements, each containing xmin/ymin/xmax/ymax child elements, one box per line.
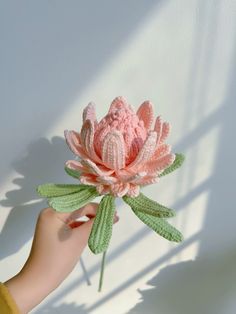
<box><xmin>0</xmin><ymin>1</ymin><xmax>236</xmax><ymax>313</ymax></box>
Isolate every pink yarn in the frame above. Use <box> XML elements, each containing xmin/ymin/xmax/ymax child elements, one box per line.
<box><xmin>64</xmin><ymin>96</ymin><xmax>175</xmax><ymax>197</ymax></box>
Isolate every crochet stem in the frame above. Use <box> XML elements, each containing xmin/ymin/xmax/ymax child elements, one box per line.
<box><xmin>98</xmin><ymin>251</ymin><xmax>107</xmax><ymax>292</ymax></box>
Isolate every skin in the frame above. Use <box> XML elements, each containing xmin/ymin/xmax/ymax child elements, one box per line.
<box><xmin>4</xmin><ymin>203</ymin><xmax>119</xmax><ymax>313</ymax></box>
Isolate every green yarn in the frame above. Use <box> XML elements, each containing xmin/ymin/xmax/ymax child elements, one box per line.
<box><xmin>36</xmin><ymin>183</ymin><xmax>98</xmax><ymax>212</ymax></box>
<box><xmin>88</xmin><ymin>195</ymin><xmax>116</xmax><ymax>254</ymax></box>
<box><xmin>123</xmin><ymin>193</ymin><xmax>183</xmax><ymax>242</ymax></box>
<box><xmin>37</xmin><ymin>183</ymin><xmax>85</xmax><ymax>197</ymax></box>
<box><xmin>36</xmin><ymin>151</ymin><xmax>185</xmax><ymax>293</ymax></box>
<box><xmin>160</xmin><ymin>153</ymin><xmax>185</xmax><ymax>177</ymax></box>
<box><xmin>47</xmin><ymin>186</ymin><xmax>99</xmax><ymax>212</ymax></box>
<box><xmin>123</xmin><ymin>193</ymin><xmax>175</xmax><ymax>218</ymax></box>
<box><xmin>98</xmin><ymin>251</ymin><xmax>107</xmax><ymax>292</ymax></box>
<box><xmin>64</xmin><ymin>165</ymin><xmax>81</xmax><ymax>179</ymax></box>
<box><xmin>131</xmin><ymin>207</ymin><xmax>183</xmax><ymax>242</ymax></box>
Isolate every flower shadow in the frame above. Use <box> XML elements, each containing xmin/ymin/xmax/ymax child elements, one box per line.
<box><xmin>0</xmin><ymin>136</ymin><xmax>73</xmax><ymax>260</ymax></box>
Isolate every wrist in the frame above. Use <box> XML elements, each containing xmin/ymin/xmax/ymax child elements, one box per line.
<box><xmin>4</xmin><ymin>265</ymin><xmax>59</xmax><ymax>313</ymax></box>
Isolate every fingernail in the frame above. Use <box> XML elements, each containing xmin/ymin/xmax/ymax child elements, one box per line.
<box><xmin>114</xmin><ymin>215</ymin><xmax>119</xmax><ymax>223</ymax></box>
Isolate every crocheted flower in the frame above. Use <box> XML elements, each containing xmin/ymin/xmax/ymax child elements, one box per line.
<box><xmin>64</xmin><ymin>96</ymin><xmax>175</xmax><ymax>198</ymax></box>
<box><xmin>37</xmin><ymin>96</ymin><xmax>185</xmax><ymax>291</ymax></box>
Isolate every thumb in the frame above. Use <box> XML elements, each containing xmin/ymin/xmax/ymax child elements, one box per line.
<box><xmin>70</xmin><ymin>217</ymin><xmax>95</xmax><ymax>249</ymax></box>
<box><xmin>71</xmin><ymin>211</ymin><xmax>119</xmax><ymax>244</ymax></box>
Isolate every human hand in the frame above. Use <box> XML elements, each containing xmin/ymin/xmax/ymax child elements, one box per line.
<box><xmin>5</xmin><ymin>203</ymin><xmax>119</xmax><ymax>313</ymax></box>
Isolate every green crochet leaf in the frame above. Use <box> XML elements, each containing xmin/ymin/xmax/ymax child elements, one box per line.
<box><xmin>160</xmin><ymin>153</ymin><xmax>185</xmax><ymax>177</ymax></box>
<box><xmin>37</xmin><ymin>183</ymin><xmax>84</xmax><ymax>197</ymax></box>
<box><xmin>64</xmin><ymin>165</ymin><xmax>81</xmax><ymax>179</ymax></box>
<box><xmin>48</xmin><ymin>185</ymin><xmax>99</xmax><ymax>212</ymax></box>
<box><xmin>131</xmin><ymin>205</ymin><xmax>183</xmax><ymax>243</ymax></box>
<box><xmin>88</xmin><ymin>195</ymin><xmax>116</xmax><ymax>254</ymax></box>
<box><xmin>123</xmin><ymin>193</ymin><xmax>175</xmax><ymax>218</ymax></box>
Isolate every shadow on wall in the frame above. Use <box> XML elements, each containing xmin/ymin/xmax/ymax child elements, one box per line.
<box><xmin>39</xmin><ymin>303</ymin><xmax>88</xmax><ymax>314</ymax></box>
<box><xmin>0</xmin><ymin>136</ymin><xmax>73</xmax><ymax>260</ymax></box>
<box><xmin>1</xmin><ymin>1</ymin><xmax>236</xmax><ymax>313</ymax></box>
<box><xmin>127</xmin><ymin>5</ymin><xmax>236</xmax><ymax>314</ymax></box>
<box><xmin>0</xmin><ymin>0</ymin><xmax>163</xmax><ymax>182</ymax></box>
<box><xmin>127</xmin><ymin>249</ymin><xmax>236</xmax><ymax>314</ymax></box>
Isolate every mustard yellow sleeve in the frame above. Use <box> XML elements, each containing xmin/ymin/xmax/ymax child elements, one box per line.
<box><xmin>0</xmin><ymin>283</ymin><xmax>21</xmax><ymax>314</ymax></box>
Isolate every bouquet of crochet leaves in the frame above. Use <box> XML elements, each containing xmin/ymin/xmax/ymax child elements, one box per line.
<box><xmin>37</xmin><ymin>96</ymin><xmax>185</xmax><ymax>291</ymax></box>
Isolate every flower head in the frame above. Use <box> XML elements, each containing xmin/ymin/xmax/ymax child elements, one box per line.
<box><xmin>64</xmin><ymin>96</ymin><xmax>175</xmax><ymax>197</ymax></box>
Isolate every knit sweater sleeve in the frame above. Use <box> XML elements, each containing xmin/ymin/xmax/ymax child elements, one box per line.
<box><xmin>0</xmin><ymin>282</ymin><xmax>21</xmax><ymax>314</ymax></box>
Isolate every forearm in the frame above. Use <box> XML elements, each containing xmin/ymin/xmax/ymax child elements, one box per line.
<box><xmin>4</xmin><ymin>265</ymin><xmax>58</xmax><ymax>314</ymax></box>
<box><xmin>2</xmin><ymin>205</ymin><xmax>112</xmax><ymax>313</ymax></box>
<box><xmin>4</xmin><ymin>247</ymin><xmax>80</xmax><ymax>314</ymax></box>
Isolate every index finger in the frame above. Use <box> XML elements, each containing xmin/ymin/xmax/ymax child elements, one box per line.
<box><xmin>55</xmin><ymin>202</ymin><xmax>99</xmax><ymax>225</ymax></box>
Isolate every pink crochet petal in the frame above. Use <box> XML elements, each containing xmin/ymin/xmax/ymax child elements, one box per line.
<box><xmin>65</xmin><ymin>97</ymin><xmax>174</xmax><ymax>192</ymax></box>
<box><xmin>96</xmin><ymin>184</ymin><xmax>110</xmax><ymax>195</ymax></box>
<box><xmin>80</xmin><ymin>173</ymin><xmax>98</xmax><ymax>186</ymax></box>
<box><xmin>160</xmin><ymin>122</ymin><xmax>171</xmax><ymax>143</ymax></box>
<box><xmin>126</xmin><ymin>185</ymin><xmax>140</xmax><ymax>197</ymax></box>
<box><xmin>65</xmin><ymin>129</ymin><xmax>80</xmax><ymax>145</ymax></box>
<box><xmin>83</xmin><ymin>102</ymin><xmax>97</xmax><ymax>124</ymax></box>
<box><xmin>64</xmin><ymin>130</ymin><xmax>88</xmax><ymax>159</ymax></box>
<box><xmin>94</xmin><ymin>126</ymin><xmax>111</xmax><ymax>158</ymax></box>
<box><xmin>128</xmin><ymin>131</ymin><xmax>157</xmax><ymax>170</ymax></box>
<box><xmin>101</xmin><ymin>130</ymin><xmax>126</xmax><ymax>170</ymax></box>
<box><xmin>151</xmin><ymin>144</ymin><xmax>171</xmax><ymax>161</ymax></box>
<box><xmin>116</xmin><ymin>168</ymin><xmax>134</xmax><ymax>176</ymax></box>
<box><xmin>134</xmin><ymin>175</ymin><xmax>160</xmax><ymax>186</ymax></box>
<box><xmin>110</xmin><ymin>183</ymin><xmax>130</xmax><ymax>197</ymax></box>
<box><xmin>96</xmin><ymin>175</ymin><xmax>118</xmax><ymax>185</ymax></box>
<box><xmin>65</xmin><ymin>160</ymin><xmax>88</xmax><ymax>172</ymax></box>
<box><xmin>118</xmin><ymin>171</ymin><xmax>147</xmax><ymax>183</ymax></box>
<box><xmin>108</xmin><ymin>96</ymin><xmax>129</xmax><ymax>113</ymax></box>
<box><xmin>129</xmin><ymin>137</ymin><xmax>144</xmax><ymax>164</ymax></box>
<box><xmin>137</xmin><ymin>100</ymin><xmax>154</xmax><ymax>130</ymax></box>
<box><xmin>81</xmin><ymin>159</ymin><xmax>114</xmax><ymax>176</ymax></box>
<box><xmin>143</xmin><ymin>153</ymin><xmax>175</xmax><ymax>173</ymax></box>
<box><xmin>80</xmin><ymin>120</ymin><xmax>102</xmax><ymax>163</ymax></box>
<box><xmin>154</xmin><ymin>116</ymin><xmax>163</xmax><ymax>144</ymax></box>
<box><xmin>154</xmin><ymin>117</ymin><xmax>171</xmax><ymax>145</ymax></box>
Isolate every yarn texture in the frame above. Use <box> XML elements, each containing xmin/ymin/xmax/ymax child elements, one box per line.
<box><xmin>36</xmin><ymin>96</ymin><xmax>185</xmax><ymax>291</ymax></box>
<box><xmin>64</xmin><ymin>96</ymin><xmax>176</xmax><ymax>198</ymax></box>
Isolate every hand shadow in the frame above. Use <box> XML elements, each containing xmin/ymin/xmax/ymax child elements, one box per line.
<box><xmin>127</xmin><ymin>249</ymin><xmax>236</xmax><ymax>314</ymax></box>
<box><xmin>0</xmin><ymin>136</ymin><xmax>73</xmax><ymax>260</ymax></box>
